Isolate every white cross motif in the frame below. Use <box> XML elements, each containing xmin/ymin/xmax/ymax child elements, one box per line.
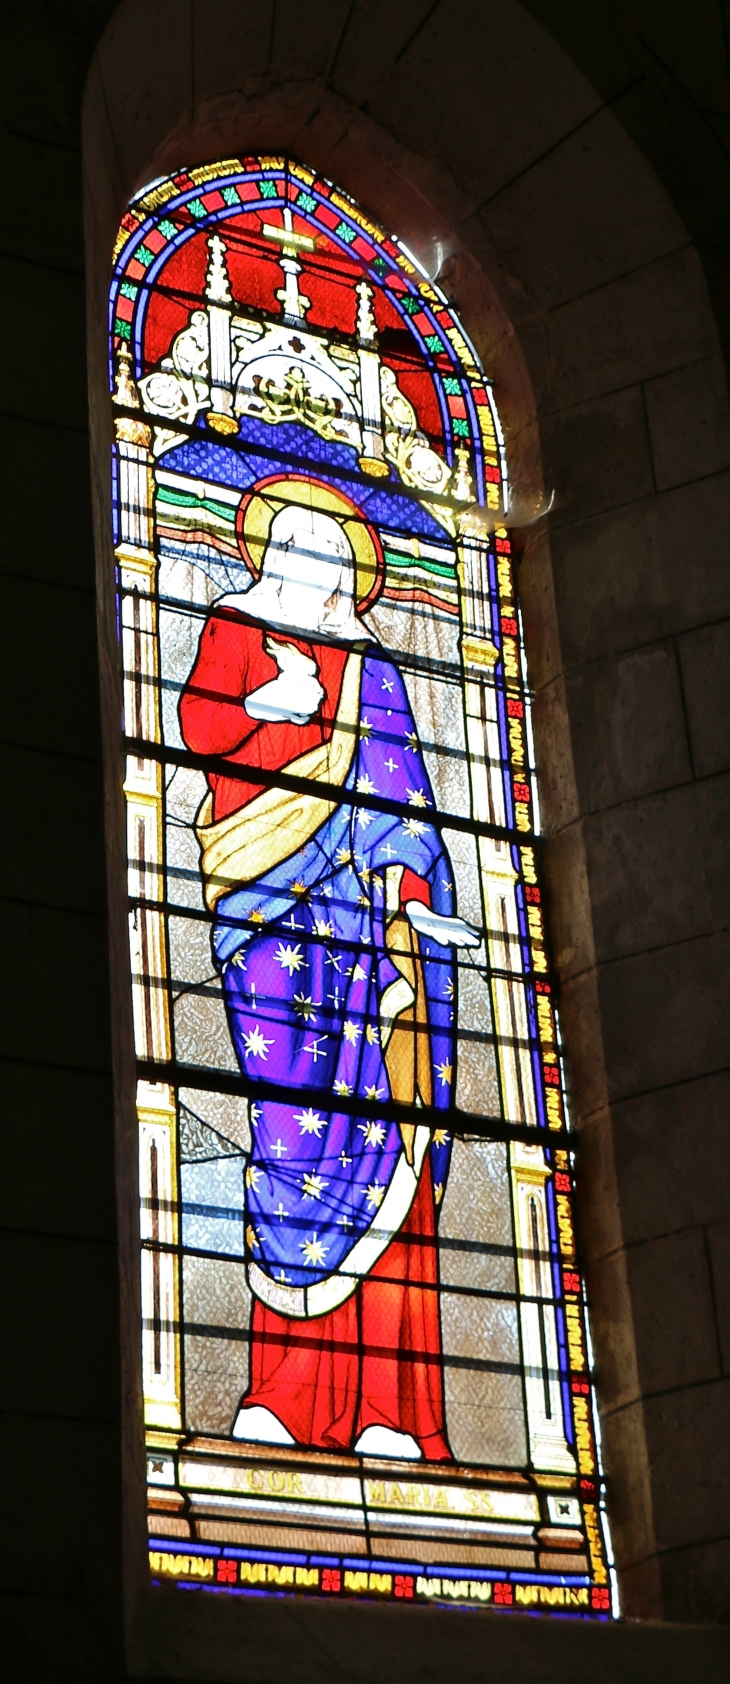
<box><xmin>273</xmin><ymin>1202</ymin><xmax>289</xmax><ymax>1223</ymax></box>
<box><xmin>379</xmin><ymin>841</ymin><xmax>396</xmax><ymax>858</ymax></box>
<box><xmin>271</xmin><ymin>1138</ymin><xmax>288</xmax><ymax>1158</ymax></box>
<box><xmin>384</xmin><ymin>757</ymin><xmax>399</xmax><ymax>775</ymax></box>
<box><xmin>381</xmin><ymin>676</ymin><xmax>394</xmax><ymax>692</ymax></box>
<box><xmin>304</xmin><ymin>1036</ymin><xmax>329</xmax><ymax>1063</ymax></box>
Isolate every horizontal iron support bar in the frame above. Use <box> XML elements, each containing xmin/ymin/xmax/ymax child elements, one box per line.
<box><xmin>123</xmin><ymin>734</ymin><xmax>537</xmax><ymax>849</ymax></box>
<box><xmin>136</xmin><ymin>1056</ymin><xmax>571</xmax><ymax>1148</ymax></box>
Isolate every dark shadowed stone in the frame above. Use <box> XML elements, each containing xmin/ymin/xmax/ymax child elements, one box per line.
<box><xmin>678</xmin><ymin>618</ymin><xmax>730</xmax><ymax>777</ymax></box>
<box><xmin>582</xmin><ymin>774</ymin><xmax>730</xmax><ymax>962</ymax></box>
<box><xmin>644</xmin><ymin>355</ymin><xmax>730</xmax><ymax>491</ymax></box>
<box><xmin>563</xmin><ymin>642</ymin><xmax>693</xmax><ymax>812</ymax></box>
<box><xmin>609</xmin><ymin>1073</ymin><xmax>730</xmax><ymax>1246</ymax></box>
<box><xmin>623</xmin><ymin>1227</ymin><xmax>721</xmax><ymax>1395</ymax></box>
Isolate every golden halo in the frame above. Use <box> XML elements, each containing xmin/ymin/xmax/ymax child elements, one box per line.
<box><xmin>235</xmin><ymin>474</ymin><xmax>384</xmax><ymax>612</ymax></box>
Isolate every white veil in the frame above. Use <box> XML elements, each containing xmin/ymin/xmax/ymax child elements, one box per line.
<box><xmin>217</xmin><ymin>504</ymin><xmax>370</xmax><ymax>642</ymax></box>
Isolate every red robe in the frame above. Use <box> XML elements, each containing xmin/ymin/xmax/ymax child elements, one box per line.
<box><xmin>178</xmin><ymin>607</ymin><xmax>350</xmax><ymax>820</ymax></box>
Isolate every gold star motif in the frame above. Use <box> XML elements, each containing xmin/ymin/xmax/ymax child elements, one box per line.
<box><xmin>351</xmin><ymin>961</ymin><xmax>368</xmax><ymax>982</ymax></box>
<box><xmin>245</xmin><ymin>1223</ymin><xmax>260</xmax><ymax>1250</ymax></box>
<box><xmin>246</xmin><ymin>1164</ymin><xmax>263</xmax><ymax>1190</ymax></box>
<box><xmin>249</xmin><ymin>907</ymin><xmax>266</xmax><ymax>924</ymax></box>
<box><xmin>300</xmin><ymin>1232</ymin><xmax>328</xmax><ymax>1267</ymax></box>
<box><xmin>405</xmin><ymin>730</ymin><xmax>419</xmax><ymax>753</ymax></box>
<box><xmin>243</xmin><ymin>1025</ymin><xmax>274</xmax><ymax>1060</ymax></box>
<box><xmin>343</xmin><ymin>1019</ymin><xmax>361</xmax><ymax>1045</ymax></box>
<box><xmin>313</xmin><ymin>918</ymin><xmax>334</xmax><ymax>937</ymax></box>
<box><xmin>356</xmin><ymin>772</ymin><xmax>377</xmax><ymax>795</ymax></box>
<box><xmin>407</xmin><ymin>787</ymin><xmax>429</xmax><ymax>808</ymax></box>
<box><xmin>359</xmin><ymin>1120</ymin><xmax>386</xmax><ymax>1148</ymax></box>
<box><xmin>335</xmin><ymin>847</ymin><xmax>352</xmax><ymax>867</ymax></box>
<box><xmin>402</xmin><ymin>816</ymin><xmax>425</xmax><ymax>838</ymax></box>
<box><xmin>433</xmin><ymin>1128</ymin><xmax>450</xmax><ymax>1146</ymax></box>
<box><xmin>365</xmin><ymin>1023</ymin><xmax>379</xmax><ymax>1045</ymax></box>
<box><xmin>364</xmin><ymin>1083</ymin><xmax>385</xmax><ymax>1101</ymax></box>
<box><xmin>294</xmin><ymin>1107</ymin><xmax>325</xmax><ymax>1136</ymax></box>
<box><xmin>293</xmin><ymin>992</ymin><xmax>317</xmax><ymax>1022</ymax></box>
<box><xmin>365</xmin><ymin>1181</ymin><xmax>385</xmax><ymax>1209</ymax></box>
<box><xmin>359</xmin><ymin>717</ymin><xmax>373</xmax><ymax>739</ymax></box>
<box><xmin>444</xmin><ymin>978</ymin><xmax>455</xmax><ymax>999</ymax></box>
<box><xmin>301</xmin><ymin>1170</ymin><xmax>328</xmax><ymax>1201</ymax></box>
<box><xmin>274</xmin><ymin>941</ymin><xmax>304</xmax><ymax>976</ymax></box>
<box><xmin>434</xmin><ymin>1182</ymin><xmax>444</xmax><ymax>1205</ymax></box>
<box><xmin>436</xmin><ymin>1061</ymin><xmax>453</xmax><ymax>1087</ymax></box>
<box><xmin>334</xmin><ymin>1078</ymin><xmax>353</xmax><ymax>1097</ymax></box>
<box><xmin>290</xmin><ymin>879</ymin><xmax>308</xmax><ymax>897</ymax></box>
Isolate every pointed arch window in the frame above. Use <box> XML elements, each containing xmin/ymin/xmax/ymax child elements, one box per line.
<box><xmin>110</xmin><ymin>155</ymin><xmax>615</xmax><ymax>1617</ymax></box>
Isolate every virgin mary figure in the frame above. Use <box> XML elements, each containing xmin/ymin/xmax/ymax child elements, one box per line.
<box><xmin>180</xmin><ymin>490</ymin><xmax>478</xmax><ymax>1462</ymax></box>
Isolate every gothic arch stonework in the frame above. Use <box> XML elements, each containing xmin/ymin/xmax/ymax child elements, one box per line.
<box><xmin>83</xmin><ymin>0</ymin><xmax>730</xmax><ymax>1661</ymax></box>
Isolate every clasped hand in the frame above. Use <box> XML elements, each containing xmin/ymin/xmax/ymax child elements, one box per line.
<box><xmin>244</xmin><ymin>637</ymin><xmax>324</xmax><ymax>725</ymax></box>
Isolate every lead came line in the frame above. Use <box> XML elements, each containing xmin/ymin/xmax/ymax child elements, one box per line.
<box><xmin>530</xmin><ymin>1196</ymin><xmax>552</xmax><ymax>1420</ymax></box>
<box><xmin>150</xmin><ymin>1138</ymin><xmax>162</xmax><ymax>1375</ymax></box>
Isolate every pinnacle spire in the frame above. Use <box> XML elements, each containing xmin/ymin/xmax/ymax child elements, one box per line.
<box><xmin>205</xmin><ymin>234</ymin><xmax>232</xmax><ymax>305</ymax></box>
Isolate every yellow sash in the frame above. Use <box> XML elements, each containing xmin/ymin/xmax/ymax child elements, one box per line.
<box><xmin>196</xmin><ymin>651</ymin><xmax>362</xmax><ymax>910</ymax></box>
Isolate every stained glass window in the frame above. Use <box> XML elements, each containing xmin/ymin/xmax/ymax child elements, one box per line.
<box><xmin>110</xmin><ymin>156</ymin><xmax>616</xmax><ymax>1619</ymax></box>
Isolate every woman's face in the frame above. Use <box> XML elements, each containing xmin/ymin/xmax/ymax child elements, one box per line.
<box><xmin>262</xmin><ymin>506</ymin><xmax>355</xmax><ymax>630</ymax></box>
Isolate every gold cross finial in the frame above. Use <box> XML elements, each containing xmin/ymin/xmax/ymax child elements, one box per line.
<box><xmin>264</xmin><ymin>206</ymin><xmax>314</xmax><ymax>323</ymax></box>
<box><xmin>263</xmin><ymin>205</ymin><xmax>315</xmax><ymax>258</ymax></box>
